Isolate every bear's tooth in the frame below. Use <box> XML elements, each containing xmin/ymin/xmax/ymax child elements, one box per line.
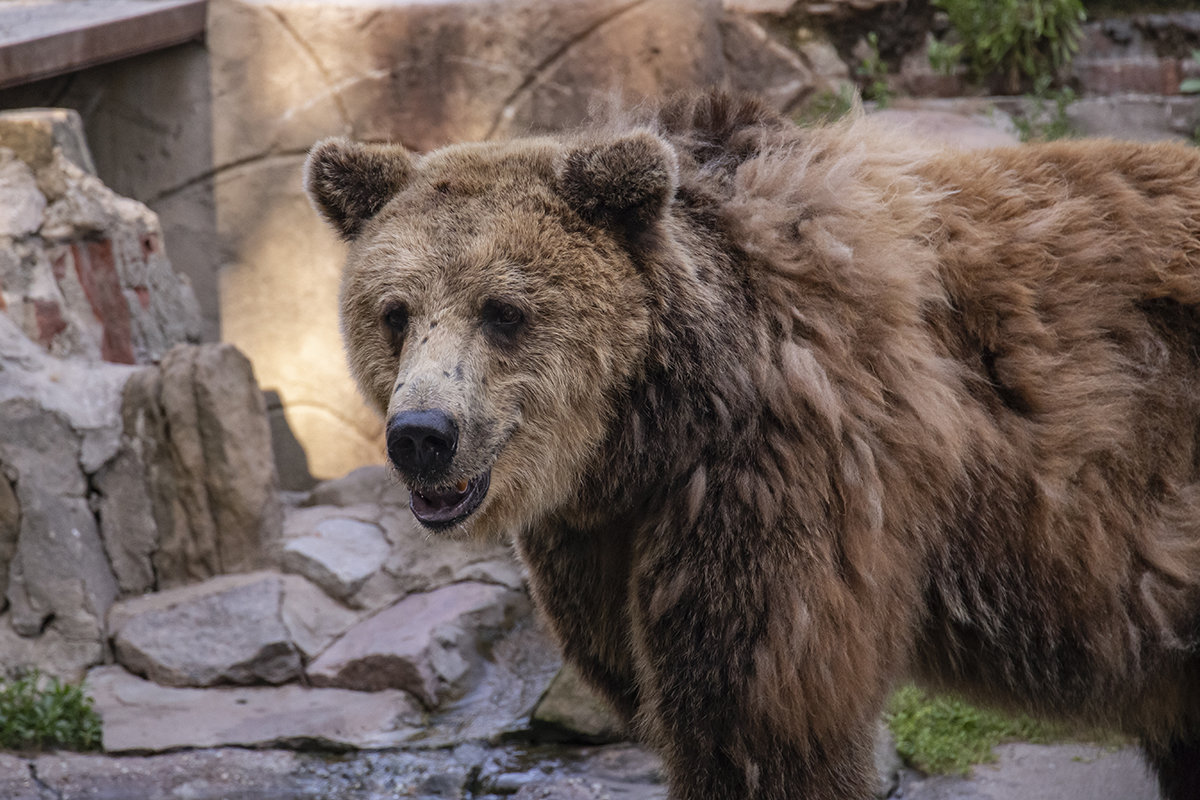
<box><xmin>456</xmin><ymin>479</ymin><xmax>469</xmax><ymax>493</ymax></box>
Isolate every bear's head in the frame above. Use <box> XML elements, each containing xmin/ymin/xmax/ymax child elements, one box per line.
<box><xmin>305</xmin><ymin>132</ymin><xmax>678</xmax><ymax>537</ymax></box>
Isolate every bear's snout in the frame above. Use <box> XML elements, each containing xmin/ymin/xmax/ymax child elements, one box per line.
<box><xmin>387</xmin><ymin>409</ymin><xmax>459</xmax><ymax>479</ymax></box>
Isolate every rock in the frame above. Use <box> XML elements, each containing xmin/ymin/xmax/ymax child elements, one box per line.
<box><xmin>895</xmin><ymin>742</ymin><xmax>1158</xmax><ymax>800</ymax></box>
<box><xmin>868</xmin><ymin>104</ymin><xmax>1020</xmax><ymax>149</ymax></box>
<box><xmin>4</xmin><ymin>483</ymin><xmax>116</xmax><ymax>672</ymax></box>
<box><xmin>109</xmin><ymin>572</ymin><xmax>306</xmax><ymax>687</ymax></box>
<box><xmin>874</xmin><ymin>721</ymin><xmax>902</xmax><ymax>798</ymax></box>
<box><xmin>105</xmin><ymin>343</ymin><xmax>283</xmax><ymax>589</ymax></box>
<box><xmin>481</xmin><ymin>744</ymin><xmax>666</xmax><ymax>800</ymax></box>
<box><xmin>723</xmin><ymin>0</ymin><xmax>797</xmax><ymax>13</ymax></box>
<box><xmin>721</xmin><ymin>14</ymin><xmax>817</xmax><ymax>112</ymax></box>
<box><xmin>278</xmin><ymin>573</ymin><xmax>361</xmax><ymax>660</ymax></box>
<box><xmin>355</xmin><ymin>505</ymin><xmax>524</xmax><ymax>611</ymax></box>
<box><xmin>0</xmin><ymin>107</ymin><xmax>96</xmax><ymax>176</ymax></box>
<box><xmin>0</xmin><ymin>618</ymin><xmax>107</xmax><ymax>684</ymax></box>
<box><xmin>0</xmin><ymin>753</ymin><xmax>42</xmax><ymax>800</ymax></box>
<box><xmin>307</xmin><ymin>581</ymin><xmax>530</xmax><ymax>708</ymax></box>
<box><xmin>530</xmin><ymin>663</ymin><xmax>626</xmax><ymax>744</ymax></box>
<box><xmin>1063</xmin><ymin>95</ymin><xmax>1200</xmax><ymax>143</ymax></box>
<box><xmin>304</xmin><ymin>465</ymin><xmax>404</xmax><ymax>508</ymax></box>
<box><xmin>90</xmin><ymin>444</ymin><xmax>158</xmax><ymax>595</ymax></box>
<box><xmin>0</xmin><ymin>470</ymin><xmax>17</xmax><ymax>611</ymax></box>
<box><xmin>0</xmin><ymin>152</ymin><xmax>44</xmax><ymax>237</ymax></box>
<box><xmin>0</xmin><ymin>119</ymin><xmax>201</xmax><ymax>364</ymax></box>
<box><xmin>0</xmin><ymin>314</ymin><xmax>135</xmax><ymax>476</ymax></box>
<box><xmin>87</xmin><ymin>665</ymin><xmax>424</xmax><ymax>752</ymax></box>
<box><xmin>281</xmin><ymin>509</ymin><xmax>391</xmax><ymax>602</ymax></box>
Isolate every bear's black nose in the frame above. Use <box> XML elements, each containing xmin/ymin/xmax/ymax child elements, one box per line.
<box><xmin>387</xmin><ymin>409</ymin><xmax>459</xmax><ymax>477</ymax></box>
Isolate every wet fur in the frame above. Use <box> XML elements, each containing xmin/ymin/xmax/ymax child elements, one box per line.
<box><xmin>308</xmin><ymin>92</ymin><xmax>1200</xmax><ymax>799</ymax></box>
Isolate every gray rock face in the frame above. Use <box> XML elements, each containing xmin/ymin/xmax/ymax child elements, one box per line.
<box><xmin>281</xmin><ymin>508</ymin><xmax>391</xmax><ymax>603</ymax></box>
<box><xmin>98</xmin><ymin>343</ymin><xmax>283</xmax><ymax>593</ymax></box>
<box><xmin>87</xmin><ymin>665</ymin><xmax>423</xmax><ymax>752</ymax></box>
<box><xmin>0</xmin><ymin>108</ymin><xmax>201</xmax><ymax>366</ymax></box>
<box><xmin>308</xmin><ymin>581</ymin><xmax>530</xmax><ymax>708</ymax></box>
<box><xmin>108</xmin><ymin>571</ymin><xmax>351</xmax><ymax>687</ymax></box>
<box><xmin>0</xmin><ymin>114</ymin><xmax>260</xmax><ymax>679</ymax></box>
<box><xmin>0</xmin><ymin>753</ymin><xmax>41</xmax><ymax>800</ymax></box>
<box><xmin>531</xmin><ymin>663</ymin><xmax>626</xmax><ymax>744</ymax></box>
<box><xmin>304</xmin><ymin>464</ymin><xmax>405</xmax><ymax>508</ymax></box>
<box><xmin>0</xmin><ymin>471</ymin><xmax>17</xmax><ymax>611</ymax></box>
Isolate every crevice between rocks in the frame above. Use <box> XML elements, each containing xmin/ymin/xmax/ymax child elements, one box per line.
<box><xmin>484</xmin><ymin>0</ymin><xmax>655</xmax><ymax>139</ymax></box>
<box><xmin>28</xmin><ymin>760</ymin><xmax>62</xmax><ymax>800</ymax></box>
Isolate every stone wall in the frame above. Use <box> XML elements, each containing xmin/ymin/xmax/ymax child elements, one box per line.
<box><xmin>0</xmin><ymin>111</ymin><xmax>281</xmax><ymax>679</ymax></box>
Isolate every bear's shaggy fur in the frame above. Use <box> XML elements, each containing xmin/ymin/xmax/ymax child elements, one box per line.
<box><xmin>306</xmin><ymin>92</ymin><xmax>1200</xmax><ymax>799</ymax></box>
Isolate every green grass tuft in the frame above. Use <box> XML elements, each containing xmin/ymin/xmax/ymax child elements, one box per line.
<box><xmin>0</xmin><ymin>670</ymin><xmax>102</xmax><ymax>752</ymax></box>
<box><xmin>885</xmin><ymin>685</ymin><xmax>1069</xmax><ymax>775</ymax></box>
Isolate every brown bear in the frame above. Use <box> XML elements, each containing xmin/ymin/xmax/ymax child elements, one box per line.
<box><xmin>305</xmin><ymin>92</ymin><xmax>1200</xmax><ymax>800</ymax></box>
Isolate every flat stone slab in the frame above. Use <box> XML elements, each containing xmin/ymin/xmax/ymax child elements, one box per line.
<box><xmin>109</xmin><ymin>571</ymin><xmax>331</xmax><ymax>687</ymax></box>
<box><xmin>87</xmin><ymin>665</ymin><xmax>423</xmax><ymax>752</ymax></box>
<box><xmin>20</xmin><ymin>746</ymin><xmax>489</xmax><ymax>800</ymax></box>
<box><xmin>898</xmin><ymin>743</ymin><xmax>1158</xmax><ymax>800</ymax></box>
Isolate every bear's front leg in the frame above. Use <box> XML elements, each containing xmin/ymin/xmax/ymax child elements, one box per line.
<box><xmin>630</xmin><ymin>517</ymin><xmax>887</xmax><ymax>800</ymax></box>
<box><xmin>518</xmin><ymin>519</ymin><xmax>641</xmax><ymax>721</ymax></box>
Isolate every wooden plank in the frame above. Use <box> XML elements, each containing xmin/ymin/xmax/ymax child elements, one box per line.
<box><xmin>0</xmin><ymin>1</ymin><xmax>207</xmax><ymax>89</ymax></box>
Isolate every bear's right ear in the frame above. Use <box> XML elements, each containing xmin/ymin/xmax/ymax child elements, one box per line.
<box><xmin>304</xmin><ymin>138</ymin><xmax>415</xmax><ymax>240</ymax></box>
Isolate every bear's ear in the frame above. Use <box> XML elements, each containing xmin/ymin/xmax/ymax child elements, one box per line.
<box><xmin>304</xmin><ymin>138</ymin><xmax>415</xmax><ymax>240</ymax></box>
<box><xmin>556</xmin><ymin>132</ymin><xmax>677</xmax><ymax>234</ymax></box>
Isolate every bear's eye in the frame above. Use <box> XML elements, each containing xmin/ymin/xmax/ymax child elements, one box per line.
<box><xmin>481</xmin><ymin>299</ymin><xmax>526</xmax><ymax>342</ymax></box>
<box><xmin>381</xmin><ymin>303</ymin><xmax>409</xmax><ymax>352</ymax></box>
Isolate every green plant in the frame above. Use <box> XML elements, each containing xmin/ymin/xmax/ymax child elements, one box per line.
<box><xmin>855</xmin><ymin>32</ymin><xmax>893</xmax><ymax>107</ymax></box>
<box><xmin>1182</xmin><ymin>50</ymin><xmax>1200</xmax><ymax>95</ymax></box>
<box><xmin>933</xmin><ymin>0</ymin><xmax>1086</xmax><ymax>92</ymax></box>
<box><xmin>0</xmin><ymin>671</ymin><xmax>102</xmax><ymax>751</ymax></box>
<box><xmin>927</xmin><ymin>33</ymin><xmax>965</xmax><ymax>77</ymax></box>
<box><xmin>1013</xmin><ymin>73</ymin><xmax>1077</xmax><ymax>142</ymax></box>
<box><xmin>886</xmin><ymin>685</ymin><xmax>1067</xmax><ymax>775</ymax></box>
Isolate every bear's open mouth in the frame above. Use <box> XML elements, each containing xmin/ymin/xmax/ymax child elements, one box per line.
<box><xmin>409</xmin><ymin>471</ymin><xmax>490</xmax><ymax>529</ymax></box>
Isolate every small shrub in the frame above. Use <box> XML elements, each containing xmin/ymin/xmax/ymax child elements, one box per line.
<box><xmin>933</xmin><ymin>0</ymin><xmax>1086</xmax><ymax>92</ymax></box>
<box><xmin>0</xmin><ymin>671</ymin><xmax>102</xmax><ymax>752</ymax></box>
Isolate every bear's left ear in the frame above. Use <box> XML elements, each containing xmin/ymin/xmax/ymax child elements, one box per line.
<box><xmin>304</xmin><ymin>138</ymin><xmax>415</xmax><ymax>240</ymax></box>
<box><xmin>556</xmin><ymin>132</ymin><xmax>677</xmax><ymax>234</ymax></box>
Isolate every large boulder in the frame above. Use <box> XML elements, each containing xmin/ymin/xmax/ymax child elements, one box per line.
<box><xmin>98</xmin><ymin>344</ymin><xmax>283</xmax><ymax>592</ymax></box>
